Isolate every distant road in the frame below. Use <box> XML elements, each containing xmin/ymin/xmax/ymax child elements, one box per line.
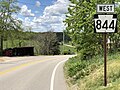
<box><xmin>0</xmin><ymin>55</ymin><xmax>74</xmax><ymax>90</ymax></box>
<box><xmin>64</xmin><ymin>44</ymin><xmax>75</xmax><ymax>48</ymax></box>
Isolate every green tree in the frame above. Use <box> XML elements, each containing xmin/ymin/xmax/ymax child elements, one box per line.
<box><xmin>35</xmin><ymin>31</ymin><xmax>60</xmax><ymax>55</ymax></box>
<box><xmin>65</xmin><ymin>0</ymin><xmax>120</xmax><ymax>60</ymax></box>
<box><xmin>0</xmin><ymin>0</ymin><xmax>21</xmax><ymax>55</ymax></box>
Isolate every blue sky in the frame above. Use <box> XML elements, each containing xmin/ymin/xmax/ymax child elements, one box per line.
<box><xmin>18</xmin><ymin>0</ymin><xmax>54</xmax><ymax>16</ymax></box>
<box><xmin>16</xmin><ymin>0</ymin><xmax>70</xmax><ymax>32</ymax></box>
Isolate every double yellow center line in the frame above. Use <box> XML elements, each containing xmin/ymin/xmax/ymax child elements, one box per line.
<box><xmin>0</xmin><ymin>58</ymin><xmax>53</xmax><ymax>76</ymax></box>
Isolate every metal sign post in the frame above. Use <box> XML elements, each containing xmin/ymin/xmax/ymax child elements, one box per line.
<box><xmin>104</xmin><ymin>33</ymin><xmax>107</xmax><ymax>86</ymax></box>
<box><xmin>94</xmin><ymin>4</ymin><xmax>117</xmax><ymax>87</ymax></box>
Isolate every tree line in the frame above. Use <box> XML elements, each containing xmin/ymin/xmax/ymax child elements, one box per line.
<box><xmin>0</xmin><ymin>30</ymin><xmax>62</xmax><ymax>55</ymax></box>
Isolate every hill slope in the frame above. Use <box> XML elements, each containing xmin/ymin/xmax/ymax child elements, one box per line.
<box><xmin>64</xmin><ymin>53</ymin><xmax>120</xmax><ymax>90</ymax></box>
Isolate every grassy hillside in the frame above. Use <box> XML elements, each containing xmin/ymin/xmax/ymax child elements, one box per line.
<box><xmin>64</xmin><ymin>53</ymin><xmax>120</xmax><ymax>90</ymax></box>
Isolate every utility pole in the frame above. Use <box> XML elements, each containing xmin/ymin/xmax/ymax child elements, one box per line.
<box><xmin>63</xmin><ymin>30</ymin><xmax>65</xmax><ymax>55</ymax></box>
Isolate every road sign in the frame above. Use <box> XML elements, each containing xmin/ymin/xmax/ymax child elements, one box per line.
<box><xmin>97</xmin><ymin>4</ymin><xmax>114</xmax><ymax>13</ymax></box>
<box><xmin>94</xmin><ymin>14</ymin><xmax>117</xmax><ymax>33</ymax></box>
<box><xmin>95</xmin><ymin>4</ymin><xmax>117</xmax><ymax>87</ymax></box>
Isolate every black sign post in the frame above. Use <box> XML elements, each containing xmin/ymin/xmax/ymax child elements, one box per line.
<box><xmin>104</xmin><ymin>33</ymin><xmax>107</xmax><ymax>86</ymax></box>
<box><xmin>94</xmin><ymin>4</ymin><xmax>117</xmax><ymax>87</ymax></box>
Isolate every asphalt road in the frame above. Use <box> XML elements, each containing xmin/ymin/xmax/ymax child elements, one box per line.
<box><xmin>0</xmin><ymin>55</ymin><xmax>74</xmax><ymax>90</ymax></box>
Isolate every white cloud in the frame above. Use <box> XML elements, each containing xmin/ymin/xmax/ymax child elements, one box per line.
<box><xmin>36</xmin><ymin>1</ymin><xmax>41</xmax><ymax>7</ymax></box>
<box><xmin>32</xmin><ymin>0</ymin><xmax>70</xmax><ymax>32</ymax></box>
<box><xmin>44</xmin><ymin>0</ymin><xmax>69</xmax><ymax>16</ymax></box>
<box><xmin>24</xmin><ymin>17</ymin><xmax>31</xmax><ymax>26</ymax></box>
<box><xmin>21</xmin><ymin>0</ymin><xmax>70</xmax><ymax>32</ymax></box>
<box><xmin>20</xmin><ymin>5</ymin><xmax>35</xmax><ymax>17</ymax></box>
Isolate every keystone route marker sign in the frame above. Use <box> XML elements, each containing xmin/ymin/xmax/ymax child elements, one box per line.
<box><xmin>94</xmin><ymin>4</ymin><xmax>117</xmax><ymax>87</ymax></box>
<box><xmin>94</xmin><ymin>4</ymin><xmax>117</xmax><ymax>33</ymax></box>
<box><xmin>94</xmin><ymin>14</ymin><xmax>117</xmax><ymax>33</ymax></box>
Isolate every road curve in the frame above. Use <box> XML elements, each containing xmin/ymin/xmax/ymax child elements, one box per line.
<box><xmin>0</xmin><ymin>55</ymin><xmax>74</xmax><ymax>90</ymax></box>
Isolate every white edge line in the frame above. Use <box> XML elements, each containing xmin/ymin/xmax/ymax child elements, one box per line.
<box><xmin>50</xmin><ymin>59</ymin><xmax>67</xmax><ymax>90</ymax></box>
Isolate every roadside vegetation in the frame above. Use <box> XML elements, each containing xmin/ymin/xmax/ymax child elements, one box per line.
<box><xmin>64</xmin><ymin>0</ymin><xmax>120</xmax><ymax>90</ymax></box>
<box><xmin>64</xmin><ymin>53</ymin><xmax>120</xmax><ymax>90</ymax></box>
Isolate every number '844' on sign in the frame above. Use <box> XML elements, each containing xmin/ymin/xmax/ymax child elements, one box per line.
<box><xmin>94</xmin><ymin>14</ymin><xmax>117</xmax><ymax>33</ymax></box>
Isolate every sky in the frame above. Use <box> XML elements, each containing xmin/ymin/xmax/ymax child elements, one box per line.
<box><xmin>16</xmin><ymin>0</ymin><xmax>70</xmax><ymax>32</ymax></box>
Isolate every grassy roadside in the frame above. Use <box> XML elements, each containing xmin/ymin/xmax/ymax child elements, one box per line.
<box><xmin>64</xmin><ymin>52</ymin><xmax>120</xmax><ymax>90</ymax></box>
